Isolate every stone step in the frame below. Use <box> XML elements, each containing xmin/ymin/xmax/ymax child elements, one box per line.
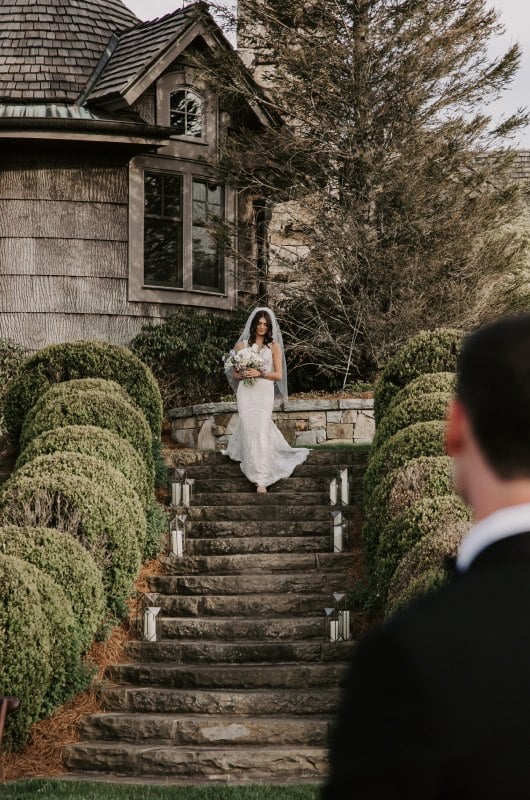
<box><xmin>63</xmin><ymin>742</ymin><xmax>328</xmax><ymax>780</ymax></box>
<box><xmin>184</xmin><ymin>520</ymin><xmax>338</xmax><ymax>538</ymax></box>
<box><xmin>124</xmin><ymin>640</ymin><xmax>354</xmax><ymax>664</ymax></box>
<box><xmin>184</xmin><ymin>505</ymin><xmax>331</xmax><ymax>522</ymax></box>
<box><xmin>159</xmin><ymin>551</ymin><xmax>354</xmax><ymax>575</ymax></box>
<box><xmin>106</xmin><ymin>662</ymin><xmax>348</xmax><ymax>690</ymax></box>
<box><xmin>192</xmin><ymin>491</ymin><xmax>330</xmax><ymax>507</ymax></box>
<box><xmin>180</xmin><ymin>461</ymin><xmax>365</xmax><ymax>481</ymax></box>
<box><xmin>148</xmin><ymin>592</ymin><xmax>334</xmax><ymax>617</ymax></box>
<box><xmin>78</xmin><ymin>712</ymin><xmax>331</xmax><ymax>747</ymax></box>
<box><xmin>195</xmin><ymin>477</ymin><xmax>329</xmax><ymax>493</ymax></box>
<box><xmin>99</xmin><ymin>686</ymin><xmax>339</xmax><ymax>716</ymax></box>
<box><xmin>186</xmin><ymin>536</ymin><xmax>331</xmax><ymax>556</ymax></box>
<box><xmin>147</xmin><ymin>572</ymin><xmax>349</xmax><ymax>596</ymax></box>
<box><xmin>181</xmin><ymin>449</ymin><xmax>368</xmax><ymax>467</ymax></box>
<box><xmin>158</xmin><ymin>616</ymin><xmax>327</xmax><ymax>641</ymax></box>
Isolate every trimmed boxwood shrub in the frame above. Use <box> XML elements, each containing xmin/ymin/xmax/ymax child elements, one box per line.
<box><xmin>3</xmin><ymin>340</ymin><xmax>163</xmax><ymax>441</ymax></box>
<box><xmin>374</xmin><ymin>329</ymin><xmax>463</xmax><ymax>423</ymax></box>
<box><xmin>0</xmin><ymin>525</ymin><xmax>105</xmax><ymax>651</ymax></box>
<box><xmin>0</xmin><ymin>473</ymin><xmax>142</xmax><ymax>616</ymax></box>
<box><xmin>372</xmin><ymin>392</ymin><xmax>452</xmax><ymax>450</ymax></box>
<box><xmin>12</xmin><ymin>453</ymin><xmax>147</xmax><ymax>553</ymax></box>
<box><xmin>386</xmin><ymin>372</ymin><xmax>456</xmax><ymax>415</ymax></box>
<box><xmin>16</xmin><ymin>425</ymin><xmax>154</xmax><ymax>508</ymax></box>
<box><xmin>0</xmin><ymin>554</ymin><xmax>52</xmax><ymax>747</ymax></box>
<box><xmin>375</xmin><ymin>495</ymin><xmax>471</xmax><ymax>601</ymax></box>
<box><xmin>386</xmin><ymin>569</ymin><xmax>449</xmax><ymax>617</ymax></box>
<box><xmin>0</xmin><ymin>338</ymin><xmax>27</xmax><ymax>433</ymax></box>
<box><xmin>363</xmin><ymin>420</ymin><xmax>447</xmax><ymax>503</ymax></box>
<box><xmin>19</xmin><ymin>382</ymin><xmax>154</xmax><ymax>473</ymax></box>
<box><xmin>145</xmin><ymin>501</ymin><xmax>169</xmax><ymax>561</ymax></box>
<box><xmin>386</xmin><ymin>519</ymin><xmax>469</xmax><ymax>615</ymax></box>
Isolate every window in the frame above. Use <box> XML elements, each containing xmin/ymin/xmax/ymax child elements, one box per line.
<box><xmin>144</xmin><ymin>172</ymin><xmax>183</xmax><ymax>287</ymax></box>
<box><xmin>170</xmin><ymin>90</ymin><xmax>203</xmax><ymax>137</ymax></box>
<box><xmin>192</xmin><ymin>179</ymin><xmax>224</xmax><ymax>292</ymax></box>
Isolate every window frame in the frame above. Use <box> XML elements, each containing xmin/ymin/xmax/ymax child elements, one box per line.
<box><xmin>128</xmin><ymin>155</ymin><xmax>237</xmax><ymax>310</ymax></box>
<box><xmin>169</xmin><ymin>88</ymin><xmax>204</xmax><ymax>140</ymax></box>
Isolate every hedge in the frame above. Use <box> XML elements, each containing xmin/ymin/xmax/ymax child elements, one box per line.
<box><xmin>363</xmin><ymin>421</ymin><xmax>447</xmax><ymax>503</ymax></box>
<box><xmin>386</xmin><ymin>519</ymin><xmax>469</xmax><ymax>615</ymax></box>
<box><xmin>0</xmin><ymin>554</ymin><xmax>52</xmax><ymax>747</ymax></box>
<box><xmin>0</xmin><ymin>338</ymin><xmax>27</xmax><ymax>433</ymax></box>
<box><xmin>372</xmin><ymin>392</ymin><xmax>452</xmax><ymax>450</ymax></box>
<box><xmin>386</xmin><ymin>372</ymin><xmax>456</xmax><ymax>416</ymax></box>
<box><xmin>145</xmin><ymin>501</ymin><xmax>169</xmax><ymax>561</ymax></box>
<box><xmin>3</xmin><ymin>340</ymin><xmax>163</xmax><ymax>441</ymax></box>
<box><xmin>0</xmin><ymin>473</ymin><xmax>142</xmax><ymax>616</ymax></box>
<box><xmin>386</xmin><ymin>569</ymin><xmax>449</xmax><ymax>617</ymax></box>
<box><xmin>19</xmin><ymin>383</ymin><xmax>154</xmax><ymax>474</ymax></box>
<box><xmin>0</xmin><ymin>525</ymin><xmax>105</xmax><ymax>651</ymax></box>
<box><xmin>12</xmin><ymin>453</ymin><xmax>147</xmax><ymax>553</ymax></box>
<box><xmin>374</xmin><ymin>329</ymin><xmax>463</xmax><ymax>423</ymax></box>
<box><xmin>16</xmin><ymin>425</ymin><xmax>154</xmax><ymax>508</ymax></box>
<box><xmin>375</xmin><ymin>495</ymin><xmax>472</xmax><ymax>601</ymax></box>
<box><xmin>363</xmin><ymin>455</ymin><xmax>454</xmax><ymax>579</ymax></box>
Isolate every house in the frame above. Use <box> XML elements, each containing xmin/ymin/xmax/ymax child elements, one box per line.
<box><xmin>0</xmin><ymin>0</ymin><xmax>273</xmax><ymax>350</ymax></box>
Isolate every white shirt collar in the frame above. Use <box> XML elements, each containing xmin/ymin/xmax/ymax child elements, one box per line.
<box><xmin>456</xmin><ymin>502</ymin><xmax>530</xmax><ymax>572</ymax></box>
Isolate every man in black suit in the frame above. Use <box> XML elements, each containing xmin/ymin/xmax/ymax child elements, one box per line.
<box><xmin>322</xmin><ymin>314</ymin><xmax>530</xmax><ymax>799</ymax></box>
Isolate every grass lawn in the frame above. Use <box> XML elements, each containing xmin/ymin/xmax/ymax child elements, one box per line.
<box><xmin>1</xmin><ymin>779</ymin><xmax>321</xmax><ymax>800</ymax></box>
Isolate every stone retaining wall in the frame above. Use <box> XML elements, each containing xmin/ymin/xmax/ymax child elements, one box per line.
<box><xmin>169</xmin><ymin>398</ymin><xmax>374</xmax><ymax>450</ymax></box>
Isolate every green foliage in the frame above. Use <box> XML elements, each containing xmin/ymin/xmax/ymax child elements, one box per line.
<box><xmin>386</xmin><ymin>568</ymin><xmax>449</xmax><ymax>617</ymax></box>
<box><xmin>363</xmin><ymin>420</ymin><xmax>447</xmax><ymax>503</ymax></box>
<box><xmin>0</xmin><ymin>338</ymin><xmax>27</xmax><ymax>434</ymax></box>
<box><xmin>374</xmin><ymin>329</ymin><xmax>463</xmax><ymax>423</ymax></box>
<box><xmin>16</xmin><ymin>425</ymin><xmax>154</xmax><ymax>508</ymax></box>
<box><xmin>3</xmin><ymin>340</ymin><xmax>163</xmax><ymax>441</ymax></box>
<box><xmin>375</xmin><ymin>495</ymin><xmax>471</xmax><ymax>601</ymax></box>
<box><xmin>0</xmin><ymin>554</ymin><xmax>52</xmax><ymax>747</ymax></box>
<box><xmin>372</xmin><ymin>391</ymin><xmax>452</xmax><ymax>450</ymax></box>
<box><xmin>152</xmin><ymin>436</ymin><xmax>169</xmax><ymax>489</ymax></box>
<box><xmin>0</xmin><ymin>473</ymin><xmax>142</xmax><ymax>616</ymax></box>
<box><xmin>130</xmin><ymin>307</ymin><xmax>247</xmax><ymax>408</ymax></box>
<box><xmin>12</xmin><ymin>453</ymin><xmax>147</xmax><ymax>553</ymax></box>
<box><xmin>145</xmin><ymin>502</ymin><xmax>169</xmax><ymax>560</ymax></box>
<box><xmin>386</xmin><ymin>372</ymin><xmax>456</xmax><ymax>415</ymax></box>
<box><xmin>386</xmin><ymin>520</ymin><xmax>469</xmax><ymax>615</ymax></box>
<box><xmin>19</xmin><ymin>382</ymin><xmax>154</xmax><ymax>475</ymax></box>
<box><xmin>0</xmin><ymin>525</ymin><xmax>105</xmax><ymax>651</ymax></box>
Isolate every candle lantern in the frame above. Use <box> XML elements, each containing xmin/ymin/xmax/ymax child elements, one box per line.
<box><xmin>324</xmin><ymin>607</ymin><xmax>340</xmax><ymax>642</ymax></box>
<box><xmin>330</xmin><ymin>510</ymin><xmax>345</xmax><ymax>553</ymax></box>
<box><xmin>338</xmin><ymin>467</ymin><xmax>350</xmax><ymax>506</ymax></box>
<box><xmin>170</xmin><ymin>480</ymin><xmax>182</xmax><ymax>507</ymax></box>
<box><xmin>329</xmin><ymin>476</ymin><xmax>338</xmax><ymax>506</ymax></box>
<box><xmin>183</xmin><ymin>477</ymin><xmax>195</xmax><ymax>507</ymax></box>
<box><xmin>169</xmin><ymin>513</ymin><xmax>187</xmax><ymax>556</ymax></box>
<box><xmin>143</xmin><ymin>606</ymin><xmax>161</xmax><ymax>642</ymax></box>
<box><xmin>333</xmin><ymin>592</ymin><xmax>351</xmax><ymax>640</ymax></box>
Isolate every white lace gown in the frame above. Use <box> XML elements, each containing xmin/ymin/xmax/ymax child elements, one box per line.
<box><xmin>223</xmin><ymin>344</ymin><xmax>310</xmax><ymax>487</ymax></box>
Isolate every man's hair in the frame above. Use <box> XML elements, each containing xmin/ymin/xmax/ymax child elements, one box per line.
<box><xmin>457</xmin><ymin>313</ymin><xmax>530</xmax><ymax>479</ymax></box>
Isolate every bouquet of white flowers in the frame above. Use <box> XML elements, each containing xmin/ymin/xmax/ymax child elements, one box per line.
<box><xmin>223</xmin><ymin>345</ymin><xmax>266</xmax><ymax>387</ymax></box>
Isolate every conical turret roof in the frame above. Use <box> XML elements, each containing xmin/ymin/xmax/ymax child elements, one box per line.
<box><xmin>0</xmin><ymin>0</ymin><xmax>140</xmax><ymax>102</ymax></box>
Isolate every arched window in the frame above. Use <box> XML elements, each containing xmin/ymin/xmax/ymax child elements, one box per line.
<box><xmin>169</xmin><ymin>89</ymin><xmax>203</xmax><ymax>137</ymax></box>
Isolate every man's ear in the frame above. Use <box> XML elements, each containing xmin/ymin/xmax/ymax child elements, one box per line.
<box><xmin>445</xmin><ymin>398</ymin><xmax>466</xmax><ymax>456</ymax></box>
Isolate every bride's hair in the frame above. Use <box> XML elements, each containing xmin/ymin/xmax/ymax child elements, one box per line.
<box><xmin>249</xmin><ymin>310</ymin><xmax>273</xmax><ymax>347</ymax></box>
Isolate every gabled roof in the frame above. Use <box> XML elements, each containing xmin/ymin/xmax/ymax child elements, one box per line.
<box><xmin>85</xmin><ymin>5</ymin><xmax>202</xmax><ymax>108</ymax></box>
<box><xmin>0</xmin><ymin>0</ymin><xmax>140</xmax><ymax>103</ymax></box>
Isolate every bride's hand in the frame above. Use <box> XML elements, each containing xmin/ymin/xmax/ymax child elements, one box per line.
<box><xmin>245</xmin><ymin>368</ymin><xmax>261</xmax><ymax>378</ymax></box>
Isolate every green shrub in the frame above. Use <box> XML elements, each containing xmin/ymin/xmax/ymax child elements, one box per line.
<box><xmin>145</xmin><ymin>502</ymin><xmax>169</xmax><ymax>560</ymax></box>
<box><xmin>16</xmin><ymin>425</ymin><xmax>154</xmax><ymax>508</ymax></box>
<box><xmin>12</xmin><ymin>453</ymin><xmax>147</xmax><ymax>553</ymax></box>
<box><xmin>386</xmin><ymin>520</ymin><xmax>469</xmax><ymax>615</ymax></box>
<box><xmin>0</xmin><ymin>554</ymin><xmax>52</xmax><ymax>747</ymax></box>
<box><xmin>0</xmin><ymin>473</ymin><xmax>142</xmax><ymax>616</ymax></box>
<box><xmin>363</xmin><ymin>421</ymin><xmax>447</xmax><ymax>503</ymax></box>
<box><xmin>374</xmin><ymin>329</ymin><xmax>463</xmax><ymax>423</ymax></box>
<box><xmin>0</xmin><ymin>338</ymin><xmax>27</xmax><ymax>434</ymax></box>
<box><xmin>130</xmin><ymin>307</ymin><xmax>247</xmax><ymax>409</ymax></box>
<box><xmin>3</xmin><ymin>340</ymin><xmax>162</xmax><ymax>441</ymax></box>
<box><xmin>363</xmin><ymin>455</ymin><xmax>454</xmax><ymax>578</ymax></box>
<box><xmin>386</xmin><ymin>568</ymin><xmax>449</xmax><ymax>617</ymax></box>
<box><xmin>0</xmin><ymin>525</ymin><xmax>105</xmax><ymax>651</ymax></box>
<box><xmin>386</xmin><ymin>372</ymin><xmax>456</xmax><ymax>415</ymax></box>
<box><xmin>373</xmin><ymin>392</ymin><xmax>452</xmax><ymax>449</ymax></box>
<box><xmin>375</xmin><ymin>495</ymin><xmax>471</xmax><ymax>601</ymax></box>
<box><xmin>19</xmin><ymin>383</ymin><xmax>154</xmax><ymax>474</ymax></box>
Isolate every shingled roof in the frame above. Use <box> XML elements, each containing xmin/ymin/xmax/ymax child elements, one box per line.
<box><xmin>0</xmin><ymin>0</ymin><xmax>140</xmax><ymax>103</ymax></box>
<box><xmin>85</xmin><ymin>6</ymin><xmax>201</xmax><ymax>108</ymax></box>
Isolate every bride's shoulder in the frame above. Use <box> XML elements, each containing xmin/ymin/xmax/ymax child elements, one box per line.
<box><xmin>270</xmin><ymin>340</ymin><xmax>281</xmax><ymax>352</ymax></box>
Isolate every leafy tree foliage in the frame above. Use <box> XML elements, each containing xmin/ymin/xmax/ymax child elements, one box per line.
<box><xmin>206</xmin><ymin>0</ymin><xmax>528</xmax><ymax>384</ymax></box>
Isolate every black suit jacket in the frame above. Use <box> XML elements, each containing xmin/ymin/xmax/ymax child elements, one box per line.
<box><xmin>322</xmin><ymin>531</ymin><xmax>530</xmax><ymax>799</ymax></box>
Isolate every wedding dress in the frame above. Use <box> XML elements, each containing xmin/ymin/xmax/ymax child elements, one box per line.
<box><xmin>223</xmin><ymin>342</ymin><xmax>310</xmax><ymax>487</ymax></box>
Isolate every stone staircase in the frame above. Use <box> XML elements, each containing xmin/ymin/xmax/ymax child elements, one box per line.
<box><xmin>63</xmin><ymin>449</ymin><xmax>367</xmax><ymax>784</ymax></box>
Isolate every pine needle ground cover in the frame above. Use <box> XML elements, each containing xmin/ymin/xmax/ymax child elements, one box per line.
<box><xmin>1</xmin><ymin>781</ymin><xmax>320</xmax><ymax>800</ymax></box>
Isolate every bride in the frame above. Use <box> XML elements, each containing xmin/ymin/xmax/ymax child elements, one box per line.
<box><xmin>223</xmin><ymin>307</ymin><xmax>310</xmax><ymax>492</ymax></box>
